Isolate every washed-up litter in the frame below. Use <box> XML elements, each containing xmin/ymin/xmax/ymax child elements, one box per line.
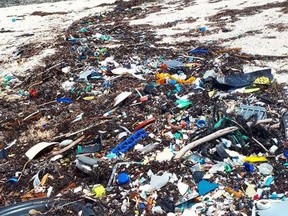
<box><xmin>1</xmin><ymin>0</ymin><xmax>288</xmax><ymax>215</ymax></box>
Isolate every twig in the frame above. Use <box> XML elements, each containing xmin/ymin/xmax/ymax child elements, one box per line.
<box><xmin>52</xmin><ymin>120</ymin><xmax>109</xmax><ymax>140</ymax></box>
<box><xmin>270</xmin><ymin>122</ymin><xmax>280</xmax><ymax>129</ymax></box>
<box><xmin>230</xmin><ymin>119</ymin><xmax>269</xmax><ymax>152</ymax></box>
<box><xmin>251</xmin><ymin>137</ymin><xmax>269</xmax><ymax>152</ymax></box>
<box><xmin>18</xmin><ymin>159</ymin><xmax>31</xmax><ymax>181</ymax></box>
<box><xmin>23</xmin><ymin>110</ymin><xmax>40</xmax><ymax>121</ymax></box>
<box><xmin>174</xmin><ymin>126</ymin><xmax>238</xmax><ymax>159</ymax></box>
<box><xmin>247</xmin><ymin>118</ymin><xmax>274</xmax><ymax>127</ymax></box>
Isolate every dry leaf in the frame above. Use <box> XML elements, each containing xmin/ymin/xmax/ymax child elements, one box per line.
<box><xmin>21</xmin><ymin>189</ymin><xmax>47</xmax><ymax>201</ymax></box>
<box><xmin>29</xmin><ymin>209</ymin><xmax>42</xmax><ymax>215</ymax></box>
<box><xmin>40</xmin><ymin>173</ymin><xmax>49</xmax><ymax>186</ymax></box>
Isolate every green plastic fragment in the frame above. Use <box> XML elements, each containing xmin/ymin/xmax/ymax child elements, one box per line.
<box><xmin>77</xmin><ymin>145</ymin><xmax>82</xmax><ymax>154</ymax></box>
<box><xmin>99</xmin><ymin>48</ymin><xmax>107</xmax><ymax>54</ymax></box>
<box><xmin>174</xmin><ymin>132</ymin><xmax>182</xmax><ymax>139</ymax></box>
<box><xmin>224</xmin><ymin>164</ymin><xmax>232</xmax><ymax>173</ymax></box>
<box><xmin>176</xmin><ymin>99</ymin><xmax>192</xmax><ymax>109</ymax></box>
<box><xmin>70</xmin><ymin>87</ymin><xmax>76</xmax><ymax>93</ymax></box>
<box><xmin>85</xmin><ymin>84</ymin><xmax>92</xmax><ymax>92</ymax></box>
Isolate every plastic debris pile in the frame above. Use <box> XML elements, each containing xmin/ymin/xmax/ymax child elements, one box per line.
<box><xmin>1</xmin><ymin>1</ymin><xmax>288</xmax><ymax>215</ymax></box>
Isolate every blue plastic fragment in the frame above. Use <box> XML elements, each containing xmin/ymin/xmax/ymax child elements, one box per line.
<box><xmin>270</xmin><ymin>192</ymin><xmax>278</xmax><ymax>199</ymax></box>
<box><xmin>163</xmin><ymin>60</ymin><xmax>184</xmax><ymax>69</ymax></box>
<box><xmin>139</xmin><ymin>203</ymin><xmax>146</xmax><ymax>209</ymax></box>
<box><xmin>106</xmin><ymin>152</ymin><xmax>117</xmax><ymax>159</ymax></box>
<box><xmin>188</xmin><ymin>48</ymin><xmax>209</xmax><ymax>55</ymax></box>
<box><xmin>264</xmin><ymin>176</ymin><xmax>274</xmax><ymax>187</ymax></box>
<box><xmin>110</xmin><ymin>129</ymin><xmax>148</xmax><ymax>156</ymax></box>
<box><xmin>284</xmin><ymin>150</ymin><xmax>288</xmax><ymax>159</ymax></box>
<box><xmin>174</xmin><ymin>84</ymin><xmax>182</xmax><ymax>93</ymax></box>
<box><xmin>199</xmin><ymin>26</ymin><xmax>207</xmax><ymax>32</ymax></box>
<box><xmin>243</xmin><ymin>162</ymin><xmax>254</xmax><ymax>172</ymax></box>
<box><xmin>56</xmin><ymin>97</ymin><xmax>72</xmax><ymax>104</ymax></box>
<box><xmin>197</xmin><ymin>180</ymin><xmax>219</xmax><ymax>196</ymax></box>
<box><xmin>7</xmin><ymin>177</ymin><xmax>18</xmax><ymax>184</ymax></box>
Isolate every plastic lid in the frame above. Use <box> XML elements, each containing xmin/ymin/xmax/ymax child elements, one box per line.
<box><xmin>118</xmin><ymin>172</ymin><xmax>130</xmax><ymax>185</ymax></box>
<box><xmin>258</xmin><ymin>163</ymin><xmax>273</xmax><ymax>175</ymax></box>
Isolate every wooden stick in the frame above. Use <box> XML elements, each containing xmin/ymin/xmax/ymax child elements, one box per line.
<box><xmin>174</xmin><ymin>126</ymin><xmax>238</xmax><ymax>159</ymax></box>
<box><xmin>247</xmin><ymin>118</ymin><xmax>274</xmax><ymax>127</ymax></box>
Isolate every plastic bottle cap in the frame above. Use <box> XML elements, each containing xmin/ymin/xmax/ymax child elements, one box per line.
<box><xmin>258</xmin><ymin>163</ymin><xmax>273</xmax><ymax>175</ymax></box>
<box><xmin>196</xmin><ymin>119</ymin><xmax>207</xmax><ymax>128</ymax></box>
<box><xmin>118</xmin><ymin>172</ymin><xmax>130</xmax><ymax>185</ymax></box>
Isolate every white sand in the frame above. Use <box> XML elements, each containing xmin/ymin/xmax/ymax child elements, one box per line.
<box><xmin>0</xmin><ymin>0</ymin><xmax>115</xmax><ymax>76</ymax></box>
<box><xmin>0</xmin><ymin>0</ymin><xmax>287</xmax><ymax>81</ymax></box>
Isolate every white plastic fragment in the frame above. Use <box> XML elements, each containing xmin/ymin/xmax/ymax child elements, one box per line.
<box><xmin>31</xmin><ymin>170</ymin><xmax>42</xmax><ymax>188</ymax></box>
<box><xmin>60</xmin><ymin>140</ymin><xmax>73</xmax><ymax>147</ymax></box>
<box><xmin>156</xmin><ymin>147</ymin><xmax>174</xmax><ymax>162</ymax></box>
<box><xmin>245</xmin><ymin>184</ymin><xmax>257</xmax><ymax>198</ymax></box>
<box><xmin>25</xmin><ymin>142</ymin><xmax>59</xmax><ymax>160</ymax></box>
<box><xmin>208</xmin><ymin>162</ymin><xmax>227</xmax><ymax>174</ymax></box>
<box><xmin>137</xmin><ymin>143</ymin><xmax>157</xmax><ymax>154</ymax></box>
<box><xmin>269</xmin><ymin>145</ymin><xmax>278</xmax><ymax>154</ymax></box>
<box><xmin>256</xmin><ymin>200</ymin><xmax>271</xmax><ymax>210</ymax></box>
<box><xmin>50</xmin><ymin>155</ymin><xmax>63</xmax><ymax>162</ymax></box>
<box><xmin>182</xmin><ymin>209</ymin><xmax>197</xmax><ymax>216</ymax></box>
<box><xmin>117</xmin><ymin>131</ymin><xmax>128</xmax><ymax>140</ymax></box>
<box><xmin>177</xmin><ymin>182</ymin><xmax>189</xmax><ymax>196</ymax></box>
<box><xmin>73</xmin><ymin>186</ymin><xmax>82</xmax><ymax>193</ymax></box>
<box><xmin>71</xmin><ymin>113</ymin><xmax>84</xmax><ymax>123</ymax></box>
<box><xmin>152</xmin><ymin>206</ymin><xmax>164</xmax><ymax>214</ymax></box>
<box><xmin>114</xmin><ymin>91</ymin><xmax>132</xmax><ymax>107</ymax></box>
<box><xmin>47</xmin><ymin>186</ymin><xmax>53</xmax><ymax>197</ymax></box>
<box><xmin>150</xmin><ymin>172</ymin><xmax>171</xmax><ymax>190</ymax></box>
<box><xmin>121</xmin><ymin>199</ymin><xmax>128</xmax><ymax>213</ymax></box>
<box><xmin>61</xmin><ymin>66</ymin><xmax>71</xmax><ymax>74</ymax></box>
<box><xmin>61</xmin><ymin>80</ymin><xmax>74</xmax><ymax>92</ymax></box>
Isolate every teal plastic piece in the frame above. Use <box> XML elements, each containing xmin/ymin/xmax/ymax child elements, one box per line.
<box><xmin>197</xmin><ymin>180</ymin><xmax>219</xmax><ymax>196</ymax></box>
<box><xmin>176</xmin><ymin>99</ymin><xmax>192</xmax><ymax>109</ymax></box>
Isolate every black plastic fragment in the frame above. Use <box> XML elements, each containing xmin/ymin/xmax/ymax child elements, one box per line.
<box><xmin>0</xmin><ymin>198</ymin><xmax>65</xmax><ymax>216</ymax></box>
<box><xmin>0</xmin><ymin>148</ymin><xmax>8</xmax><ymax>160</ymax></box>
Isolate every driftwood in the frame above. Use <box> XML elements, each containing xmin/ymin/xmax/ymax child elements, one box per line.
<box><xmin>174</xmin><ymin>126</ymin><xmax>238</xmax><ymax>159</ymax></box>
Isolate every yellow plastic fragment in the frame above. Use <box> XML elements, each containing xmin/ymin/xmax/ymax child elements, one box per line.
<box><xmin>208</xmin><ymin>90</ymin><xmax>215</xmax><ymax>98</ymax></box>
<box><xmin>254</xmin><ymin>76</ymin><xmax>270</xmax><ymax>85</ymax></box>
<box><xmin>155</xmin><ymin>73</ymin><xmax>196</xmax><ymax>85</ymax></box>
<box><xmin>225</xmin><ymin>187</ymin><xmax>244</xmax><ymax>198</ymax></box>
<box><xmin>185</xmin><ymin>63</ymin><xmax>201</xmax><ymax>68</ymax></box>
<box><xmin>92</xmin><ymin>184</ymin><xmax>106</xmax><ymax>198</ymax></box>
<box><xmin>83</xmin><ymin>96</ymin><xmax>95</xmax><ymax>101</ymax></box>
<box><xmin>244</xmin><ymin>156</ymin><xmax>268</xmax><ymax>163</ymax></box>
<box><xmin>243</xmin><ymin>87</ymin><xmax>260</xmax><ymax>93</ymax></box>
